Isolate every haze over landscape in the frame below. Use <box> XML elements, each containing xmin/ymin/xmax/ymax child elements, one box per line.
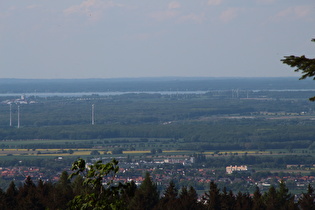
<box><xmin>3</xmin><ymin>2</ymin><xmax>315</xmax><ymax>209</ymax></box>
<box><xmin>1</xmin><ymin>0</ymin><xmax>314</xmax><ymax>79</ymax></box>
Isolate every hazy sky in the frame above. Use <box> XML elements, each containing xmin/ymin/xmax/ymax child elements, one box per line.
<box><xmin>1</xmin><ymin>0</ymin><xmax>314</xmax><ymax>79</ymax></box>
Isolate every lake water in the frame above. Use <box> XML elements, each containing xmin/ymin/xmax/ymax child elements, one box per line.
<box><xmin>0</xmin><ymin>89</ymin><xmax>314</xmax><ymax>98</ymax></box>
<box><xmin>0</xmin><ymin>91</ymin><xmax>208</xmax><ymax>97</ymax></box>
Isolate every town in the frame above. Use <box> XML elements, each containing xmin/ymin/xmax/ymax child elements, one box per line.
<box><xmin>0</xmin><ymin>153</ymin><xmax>314</xmax><ymax>195</ymax></box>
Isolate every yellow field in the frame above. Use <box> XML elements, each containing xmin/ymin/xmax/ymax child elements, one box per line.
<box><xmin>36</xmin><ymin>151</ymin><xmax>91</xmax><ymax>156</ymax></box>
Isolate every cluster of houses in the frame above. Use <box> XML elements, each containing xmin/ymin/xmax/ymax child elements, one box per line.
<box><xmin>0</xmin><ymin>167</ymin><xmax>43</xmax><ymax>179</ymax></box>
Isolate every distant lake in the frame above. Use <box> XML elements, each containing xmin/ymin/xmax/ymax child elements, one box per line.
<box><xmin>0</xmin><ymin>89</ymin><xmax>315</xmax><ymax>98</ymax></box>
<box><xmin>0</xmin><ymin>91</ymin><xmax>208</xmax><ymax>97</ymax></box>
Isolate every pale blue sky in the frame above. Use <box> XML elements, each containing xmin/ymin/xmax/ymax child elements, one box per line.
<box><xmin>1</xmin><ymin>0</ymin><xmax>314</xmax><ymax>79</ymax></box>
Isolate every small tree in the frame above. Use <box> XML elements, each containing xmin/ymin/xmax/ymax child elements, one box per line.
<box><xmin>68</xmin><ymin>158</ymin><xmax>123</xmax><ymax>209</ymax></box>
<box><xmin>150</xmin><ymin>148</ymin><xmax>156</xmax><ymax>155</ymax></box>
<box><xmin>156</xmin><ymin>180</ymin><xmax>179</xmax><ymax>209</ymax></box>
<box><xmin>252</xmin><ymin>186</ymin><xmax>265</xmax><ymax>210</ymax></box>
<box><xmin>48</xmin><ymin>171</ymin><xmax>74</xmax><ymax>209</ymax></box>
<box><xmin>178</xmin><ymin>186</ymin><xmax>199</xmax><ymax>210</ymax></box>
<box><xmin>298</xmin><ymin>184</ymin><xmax>315</xmax><ymax>210</ymax></box>
<box><xmin>90</xmin><ymin>150</ymin><xmax>100</xmax><ymax>156</ymax></box>
<box><xmin>5</xmin><ymin>181</ymin><xmax>18</xmax><ymax>209</ymax></box>
<box><xmin>112</xmin><ymin>148</ymin><xmax>123</xmax><ymax>154</ymax></box>
<box><xmin>263</xmin><ymin>185</ymin><xmax>278</xmax><ymax>210</ymax></box>
<box><xmin>129</xmin><ymin>172</ymin><xmax>159</xmax><ymax>210</ymax></box>
<box><xmin>277</xmin><ymin>180</ymin><xmax>295</xmax><ymax>209</ymax></box>
<box><xmin>202</xmin><ymin>181</ymin><xmax>221</xmax><ymax>210</ymax></box>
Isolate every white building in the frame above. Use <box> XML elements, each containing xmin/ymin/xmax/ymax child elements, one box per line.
<box><xmin>226</xmin><ymin>165</ymin><xmax>248</xmax><ymax>174</ymax></box>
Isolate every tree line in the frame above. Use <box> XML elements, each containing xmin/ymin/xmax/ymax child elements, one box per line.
<box><xmin>1</xmin><ymin>122</ymin><xmax>315</xmax><ymax>151</ymax></box>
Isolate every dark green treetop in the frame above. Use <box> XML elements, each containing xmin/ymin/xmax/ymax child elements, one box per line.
<box><xmin>281</xmin><ymin>38</ymin><xmax>315</xmax><ymax>101</ymax></box>
<box><xmin>68</xmin><ymin>158</ymin><xmax>122</xmax><ymax>210</ymax></box>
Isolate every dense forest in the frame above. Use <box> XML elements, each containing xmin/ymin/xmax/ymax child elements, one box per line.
<box><xmin>0</xmin><ymin>83</ymin><xmax>315</xmax><ymax>152</ymax></box>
